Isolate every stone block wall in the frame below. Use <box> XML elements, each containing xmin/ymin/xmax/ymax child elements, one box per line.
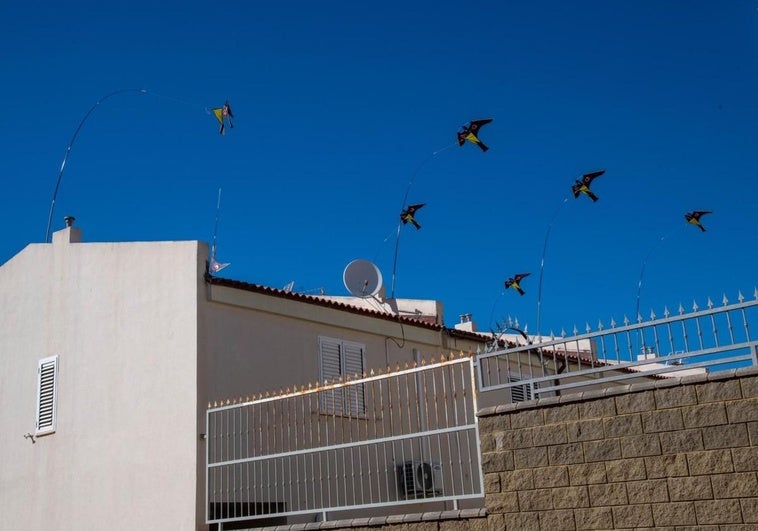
<box><xmin>477</xmin><ymin>367</ymin><xmax>758</xmax><ymax>530</ymax></box>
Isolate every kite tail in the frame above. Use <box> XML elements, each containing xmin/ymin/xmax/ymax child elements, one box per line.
<box><xmin>478</xmin><ymin>142</ymin><xmax>489</xmax><ymax>152</ymax></box>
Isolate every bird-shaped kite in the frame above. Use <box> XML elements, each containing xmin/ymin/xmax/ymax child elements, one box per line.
<box><xmin>504</xmin><ymin>273</ymin><xmax>530</xmax><ymax>296</ymax></box>
<box><xmin>571</xmin><ymin>170</ymin><xmax>605</xmax><ymax>202</ymax></box>
<box><xmin>685</xmin><ymin>210</ymin><xmax>712</xmax><ymax>232</ymax></box>
<box><xmin>400</xmin><ymin>203</ymin><xmax>425</xmax><ymax>229</ymax></box>
<box><xmin>457</xmin><ymin>118</ymin><xmax>493</xmax><ymax>152</ymax></box>
<box><xmin>212</xmin><ymin>101</ymin><xmax>234</xmax><ymax>135</ymax></box>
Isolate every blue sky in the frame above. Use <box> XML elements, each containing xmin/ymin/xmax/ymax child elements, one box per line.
<box><xmin>2</xmin><ymin>1</ymin><xmax>756</xmax><ymax>336</ymax></box>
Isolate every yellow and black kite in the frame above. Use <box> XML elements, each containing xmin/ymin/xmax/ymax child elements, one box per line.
<box><xmin>685</xmin><ymin>210</ymin><xmax>712</xmax><ymax>232</ymax></box>
<box><xmin>213</xmin><ymin>101</ymin><xmax>234</xmax><ymax>135</ymax></box>
<box><xmin>505</xmin><ymin>273</ymin><xmax>530</xmax><ymax>296</ymax></box>
<box><xmin>457</xmin><ymin>118</ymin><xmax>493</xmax><ymax>152</ymax></box>
<box><xmin>400</xmin><ymin>203</ymin><xmax>425</xmax><ymax>229</ymax></box>
<box><xmin>572</xmin><ymin>170</ymin><xmax>605</xmax><ymax>202</ymax></box>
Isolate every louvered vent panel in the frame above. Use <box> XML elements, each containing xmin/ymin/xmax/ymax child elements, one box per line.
<box><xmin>36</xmin><ymin>357</ymin><xmax>58</xmax><ymax>433</ymax></box>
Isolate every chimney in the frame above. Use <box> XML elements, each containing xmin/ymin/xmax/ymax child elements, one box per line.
<box><xmin>52</xmin><ymin>215</ymin><xmax>82</xmax><ymax>244</ymax></box>
<box><xmin>454</xmin><ymin>313</ymin><xmax>477</xmax><ymax>333</ymax></box>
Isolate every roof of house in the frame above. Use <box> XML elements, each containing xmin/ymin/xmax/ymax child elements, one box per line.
<box><xmin>206</xmin><ymin>275</ymin><xmax>489</xmax><ymax>344</ymax></box>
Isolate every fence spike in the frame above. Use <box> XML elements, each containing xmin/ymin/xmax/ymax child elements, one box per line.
<box><xmin>213</xmin><ymin>401</ymin><xmax>217</xmax><ymax>407</ymax></box>
<box><xmin>370</xmin><ymin>368</ymin><xmax>375</xmax><ymax>376</ymax></box>
<box><xmin>738</xmin><ymin>290</ymin><xmax>745</xmax><ymax>303</ymax></box>
<box><xmin>585</xmin><ymin>322</ymin><xmax>591</xmax><ymax>333</ymax></box>
<box><xmin>623</xmin><ymin>315</ymin><xmax>630</xmax><ymax>326</ymax></box>
<box><xmin>707</xmin><ymin>297</ymin><xmax>714</xmax><ymax>309</ymax></box>
<box><xmin>572</xmin><ymin>324</ymin><xmax>578</xmax><ymax>335</ymax></box>
<box><xmin>754</xmin><ymin>286</ymin><xmax>757</xmax><ymax>300</ymax></box>
<box><xmin>610</xmin><ymin>317</ymin><xmax>616</xmax><ymax>328</ymax></box>
<box><xmin>722</xmin><ymin>293</ymin><xmax>729</xmax><ymax>306</ymax></box>
<box><xmin>404</xmin><ymin>361</ymin><xmax>410</xmax><ymax>369</ymax></box>
<box><xmin>598</xmin><ymin>319</ymin><xmax>604</xmax><ymax>331</ymax></box>
<box><xmin>678</xmin><ymin>303</ymin><xmax>685</xmax><ymax>315</ymax></box>
<box><xmin>650</xmin><ymin>308</ymin><xmax>656</xmax><ymax>320</ymax></box>
<box><xmin>693</xmin><ymin>299</ymin><xmax>699</xmax><ymax>312</ymax></box>
<box><xmin>550</xmin><ymin>330</ymin><xmax>556</xmax><ymax>341</ymax></box>
<box><xmin>560</xmin><ymin>328</ymin><xmax>566</xmax><ymax>338</ymax></box>
<box><xmin>663</xmin><ymin>306</ymin><xmax>670</xmax><ymax>318</ymax></box>
<box><xmin>421</xmin><ymin>357</ymin><xmax>427</xmax><ymax>366</ymax></box>
<box><xmin>226</xmin><ymin>399</ymin><xmax>231</xmax><ymax>405</ymax></box>
<box><xmin>636</xmin><ymin>312</ymin><xmax>643</xmax><ymax>324</ymax></box>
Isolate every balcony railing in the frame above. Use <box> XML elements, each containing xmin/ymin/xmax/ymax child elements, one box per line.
<box><xmin>206</xmin><ymin>354</ymin><xmax>483</xmax><ymax>527</ymax></box>
<box><xmin>478</xmin><ymin>292</ymin><xmax>758</xmax><ymax>398</ymax></box>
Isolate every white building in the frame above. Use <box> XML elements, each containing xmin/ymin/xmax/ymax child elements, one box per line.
<box><xmin>0</xmin><ymin>223</ymin><xmax>487</xmax><ymax>530</ymax></box>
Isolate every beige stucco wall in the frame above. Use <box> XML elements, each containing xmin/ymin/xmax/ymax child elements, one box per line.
<box><xmin>0</xmin><ymin>228</ymin><xmax>203</xmax><ymax>530</ymax></box>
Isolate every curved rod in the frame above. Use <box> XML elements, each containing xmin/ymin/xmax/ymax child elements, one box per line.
<box><xmin>535</xmin><ymin>197</ymin><xmax>568</xmax><ymax>338</ymax></box>
<box><xmin>45</xmin><ymin>88</ymin><xmax>148</xmax><ymax>242</ymax></box>
<box><xmin>635</xmin><ymin>224</ymin><xmax>684</xmax><ymax>318</ymax></box>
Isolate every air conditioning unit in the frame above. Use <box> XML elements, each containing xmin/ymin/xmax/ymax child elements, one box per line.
<box><xmin>396</xmin><ymin>461</ymin><xmax>443</xmax><ymax>498</ymax></box>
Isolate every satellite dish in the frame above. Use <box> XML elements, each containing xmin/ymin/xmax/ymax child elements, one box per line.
<box><xmin>343</xmin><ymin>259</ymin><xmax>383</xmax><ymax>298</ymax></box>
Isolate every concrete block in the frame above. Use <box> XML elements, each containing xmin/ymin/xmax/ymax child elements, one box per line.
<box><xmin>611</xmin><ymin>504</ymin><xmax>654</xmax><ymax>528</ymax></box>
<box><xmin>651</xmin><ymin>501</ymin><xmax>697</xmax><ymax>527</ymax></box>
<box><xmin>642</xmin><ymin>408</ymin><xmax>684</xmax><ymax>433</ymax></box>
<box><xmin>626</xmin><ymin>479</ymin><xmax>669</xmax><ymax>503</ymax></box>
<box><xmin>655</xmin><ymin>385</ymin><xmax>697</xmax><ymax>409</ymax></box>
<box><xmin>682</xmin><ymin>402</ymin><xmax>728</xmax><ymax>428</ymax></box>
<box><xmin>687</xmin><ymin>449</ymin><xmax>734</xmax><ymax>475</ymax></box>
<box><xmin>695</xmin><ymin>499</ymin><xmax>743</xmax><ymax>524</ymax></box>
<box><xmin>702</xmin><ymin>424</ymin><xmax>749</xmax><ymax>449</ymax></box>
<box><xmin>565</xmin><ymin>418</ymin><xmax>604</xmax><ymax>442</ymax></box>
<box><xmin>605</xmin><ymin>457</ymin><xmax>646</xmax><ymax>482</ymax></box>
<box><xmin>710</xmin><ymin>472</ymin><xmax>758</xmax><ymax>498</ymax></box>
<box><xmin>644</xmin><ymin>454</ymin><xmax>689</xmax><ymax>478</ymax></box>
<box><xmin>620</xmin><ymin>433</ymin><xmax>662</xmax><ymax>457</ymax></box>
<box><xmin>551</xmin><ymin>485</ymin><xmax>589</xmax><ymax>509</ymax></box>
<box><xmin>668</xmin><ymin>476</ymin><xmax>713</xmax><ymax>501</ymax></box>
<box><xmin>568</xmin><ymin>463</ymin><xmax>607</xmax><ymax>485</ymax></box>
<box><xmin>547</xmin><ymin>442</ymin><xmax>585</xmax><ymax>465</ymax></box>
<box><xmin>582</xmin><ymin>439</ymin><xmax>621</xmax><ymax>463</ymax></box>
<box><xmin>573</xmin><ymin>507</ymin><xmax>613</xmax><ymax>530</ymax></box>
<box><xmin>696</xmin><ymin>379</ymin><xmax>743</xmax><ymax>403</ymax></box>
<box><xmin>588</xmin><ymin>482</ymin><xmax>628</xmax><ymax>506</ymax></box>
<box><xmin>615</xmin><ymin>390</ymin><xmax>656</xmax><ymax>414</ymax></box>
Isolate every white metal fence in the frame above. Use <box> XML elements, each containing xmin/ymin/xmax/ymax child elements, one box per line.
<box><xmin>206</xmin><ymin>354</ymin><xmax>483</xmax><ymax>527</ymax></box>
<box><xmin>478</xmin><ymin>293</ymin><xmax>758</xmax><ymax>398</ymax></box>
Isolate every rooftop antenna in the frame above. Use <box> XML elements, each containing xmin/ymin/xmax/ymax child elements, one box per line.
<box><xmin>209</xmin><ymin>187</ymin><xmax>230</xmax><ymax>274</ymax></box>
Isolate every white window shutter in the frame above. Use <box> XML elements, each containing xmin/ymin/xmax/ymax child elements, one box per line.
<box><xmin>342</xmin><ymin>341</ymin><xmax>365</xmax><ymax>415</ymax></box>
<box><xmin>36</xmin><ymin>356</ymin><xmax>59</xmax><ymax>435</ymax></box>
<box><xmin>319</xmin><ymin>338</ymin><xmax>343</xmax><ymax>413</ymax></box>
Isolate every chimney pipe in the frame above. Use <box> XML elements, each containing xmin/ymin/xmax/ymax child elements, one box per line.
<box><xmin>64</xmin><ymin>216</ymin><xmax>75</xmax><ymax>227</ymax></box>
